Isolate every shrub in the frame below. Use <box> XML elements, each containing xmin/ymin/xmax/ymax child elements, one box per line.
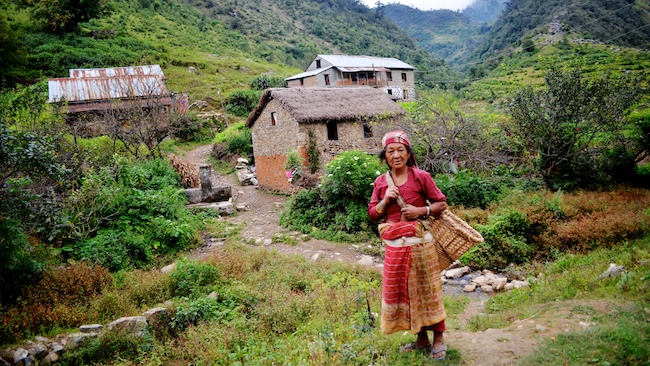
<box><xmin>466</xmin><ymin>209</ymin><xmax>534</xmax><ymax>269</ymax></box>
<box><xmin>171</xmin><ymin>112</ymin><xmax>211</xmax><ymax>142</ymax></box>
<box><xmin>434</xmin><ymin>170</ymin><xmax>501</xmax><ymax>209</ymax></box>
<box><xmin>171</xmin><ymin>258</ymin><xmax>222</xmax><ymax>298</ymax></box>
<box><xmin>170</xmin><ymin>295</ymin><xmax>240</xmax><ymax>331</ymax></box>
<box><xmin>280</xmin><ymin>151</ymin><xmax>381</xmax><ymax>241</ymax></box>
<box><xmin>225</xmin><ymin>90</ymin><xmax>262</xmax><ymax>117</ymax></box>
<box><xmin>249</xmin><ymin>74</ymin><xmax>287</xmax><ymax>90</ymax></box>
<box><xmin>226</xmin><ymin>127</ymin><xmax>253</xmax><ymax>158</ymax></box>
<box><xmin>64</xmin><ymin>158</ymin><xmax>202</xmax><ymax>271</ymax></box>
<box><xmin>59</xmin><ymin>331</ymin><xmax>149</xmax><ymax>365</ymax></box>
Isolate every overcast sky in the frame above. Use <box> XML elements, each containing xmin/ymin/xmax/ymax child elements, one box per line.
<box><xmin>360</xmin><ymin>0</ymin><xmax>475</xmax><ymax>11</ymax></box>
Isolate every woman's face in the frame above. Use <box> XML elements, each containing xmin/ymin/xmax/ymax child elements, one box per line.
<box><xmin>385</xmin><ymin>142</ymin><xmax>408</xmax><ymax>169</ymax></box>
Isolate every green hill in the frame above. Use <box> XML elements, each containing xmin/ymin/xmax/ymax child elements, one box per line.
<box><xmin>0</xmin><ymin>0</ymin><xmax>459</xmax><ymax>99</ymax></box>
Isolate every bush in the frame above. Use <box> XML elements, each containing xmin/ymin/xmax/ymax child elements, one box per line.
<box><xmin>171</xmin><ymin>112</ymin><xmax>211</xmax><ymax>142</ymax></box>
<box><xmin>64</xmin><ymin>158</ymin><xmax>202</xmax><ymax>271</ymax></box>
<box><xmin>171</xmin><ymin>258</ymin><xmax>222</xmax><ymax>298</ymax></box>
<box><xmin>466</xmin><ymin>209</ymin><xmax>534</xmax><ymax>269</ymax></box>
<box><xmin>225</xmin><ymin>90</ymin><xmax>262</xmax><ymax>117</ymax></box>
<box><xmin>280</xmin><ymin>151</ymin><xmax>381</xmax><ymax>241</ymax></box>
<box><xmin>434</xmin><ymin>170</ymin><xmax>501</xmax><ymax>209</ymax></box>
<box><xmin>170</xmin><ymin>295</ymin><xmax>240</xmax><ymax>331</ymax></box>
<box><xmin>249</xmin><ymin>74</ymin><xmax>287</xmax><ymax>90</ymax></box>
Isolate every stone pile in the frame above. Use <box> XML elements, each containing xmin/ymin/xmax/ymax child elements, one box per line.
<box><xmin>235</xmin><ymin>158</ymin><xmax>257</xmax><ymax>186</ymax></box>
<box><xmin>1</xmin><ymin>308</ymin><xmax>169</xmax><ymax>365</ymax></box>
<box><xmin>442</xmin><ymin>265</ymin><xmax>530</xmax><ymax>293</ymax></box>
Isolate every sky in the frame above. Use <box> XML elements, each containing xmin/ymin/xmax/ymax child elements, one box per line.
<box><xmin>359</xmin><ymin>0</ymin><xmax>475</xmax><ymax>11</ymax></box>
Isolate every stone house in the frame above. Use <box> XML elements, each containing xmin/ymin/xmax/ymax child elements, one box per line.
<box><xmin>245</xmin><ymin>87</ymin><xmax>406</xmax><ymax>192</ymax></box>
<box><xmin>286</xmin><ymin>55</ymin><xmax>416</xmax><ymax>101</ymax></box>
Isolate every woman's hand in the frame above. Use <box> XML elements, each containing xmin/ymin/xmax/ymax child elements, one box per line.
<box><xmin>383</xmin><ymin>186</ymin><xmax>399</xmax><ymax>201</ymax></box>
<box><xmin>400</xmin><ymin>204</ymin><xmax>425</xmax><ymax>221</ymax></box>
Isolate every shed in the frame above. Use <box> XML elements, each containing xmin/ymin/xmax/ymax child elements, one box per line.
<box><xmin>245</xmin><ymin>87</ymin><xmax>406</xmax><ymax>192</ymax></box>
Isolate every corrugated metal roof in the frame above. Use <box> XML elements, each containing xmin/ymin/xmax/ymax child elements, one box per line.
<box><xmin>69</xmin><ymin>65</ymin><xmax>165</xmax><ymax>78</ymax></box>
<box><xmin>317</xmin><ymin>55</ymin><xmax>414</xmax><ymax>69</ymax></box>
<box><xmin>285</xmin><ymin>66</ymin><xmax>334</xmax><ymax>81</ymax></box>
<box><xmin>47</xmin><ymin>75</ymin><xmax>169</xmax><ymax>103</ymax></box>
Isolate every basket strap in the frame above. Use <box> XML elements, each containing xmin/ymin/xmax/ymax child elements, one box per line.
<box><xmin>384</xmin><ymin>172</ymin><xmax>407</xmax><ymax>208</ymax></box>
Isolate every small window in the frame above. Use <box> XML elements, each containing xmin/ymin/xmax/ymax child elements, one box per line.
<box><xmin>316</xmin><ymin>59</ymin><xmax>321</xmax><ymax>68</ymax></box>
<box><xmin>401</xmin><ymin>72</ymin><xmax>407</xmax><ymax>82</ymax></box>
<box><xmin>386</xmin><ymin>71</ymin><xmax>392</xmax><ymax>81</ymax></box>
<box><xmin>300</xmin><ymin>78</ymin><xmax>304</xmax><ymax>86</ymax></box>
<box><xmin>387</xmin><ymin>89</ymin><xmax>392</xmax><ymax>95</ymax></box>
<box><xmin>324</xmin><ymin>74</ymin><xmax>330</xmax><ymax>86</ymax></box>
<box><xmin>363</xmin><ymin>123</ymin><xmax>373</xmax><ymax>138</ymax></box>
<box><xmin>327</xmin><ymin>121</ymin><xmax>338</xmax><ymax>140</ymax></box>
<box><xmin>271</xmin><ymin>111</ymin><xmax>278</xmax><ymax>126</ymax></box>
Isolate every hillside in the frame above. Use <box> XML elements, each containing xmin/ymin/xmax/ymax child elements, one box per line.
<box><xmin>383</xmin><ymin>4</ymin><xmax>481</xmax><ymax>65</ymax></box>
<box><xmin>385</xmin><ymin>0</ymin><xmax>650</xmax><ymax>73</ymax></box>
<box><xmin>383</xmin><ymin>0</ymin><xmax>507</xmax><ymax>65</ymax></box>
<box><xmin>0</xmin><ymin>0</ymin><xmax>459</xmax><ymax>97</ymax></box>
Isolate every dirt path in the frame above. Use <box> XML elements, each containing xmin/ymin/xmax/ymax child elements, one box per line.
<box><xmin>179</xmin><ymin>145</ymin><xmax>599</xmax><ymax>366</ymax></box>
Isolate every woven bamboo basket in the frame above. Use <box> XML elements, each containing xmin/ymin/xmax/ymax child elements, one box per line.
<box><xmin>423</xmin><ymin>209</ymin><xmax>484</xmax><ymax>270</ymax></box>
<box><xmin>383</xmin><ymin>172</ymin><xmax>483</xmax><ymax>269</ymax></box>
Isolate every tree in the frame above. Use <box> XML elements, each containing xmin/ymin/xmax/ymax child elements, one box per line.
<box><xmin>405</xmin><ymin>89</ymin><xmax>518</xmax><ymax>175</ymax></box>
<box><xmin>507</xmin><ymin>67</ymin><xmax>643</xmax><ymax>188</ymax></box>
<box><xmin>99</xmin><ymin>80</ymin><xmax>175</xmax><ymax>159</ymax></box>
<box><xmin>23</xmin><ymin>0</ymin><xmax>110</xmax><ymax>33</ymax></box>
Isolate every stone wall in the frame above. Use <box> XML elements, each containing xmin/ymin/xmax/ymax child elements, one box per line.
<box><xmin>251</xmin><ymin>98</ymin><xmax>403</xmax><ymax>192</ymax></box>
<box><xmin>251</xmin><ymin>99</ymin><xmax>300</xmax><ymax>191</ymax></box>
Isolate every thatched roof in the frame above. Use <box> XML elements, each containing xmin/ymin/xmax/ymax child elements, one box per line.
<box><xmin>246</xmin><ymin>87</ymin><xmax>406</xmax><ymax>127</ymax></box>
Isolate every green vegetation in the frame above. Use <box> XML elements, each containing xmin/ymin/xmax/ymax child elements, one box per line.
<box><xmin>0</xmin><ymin>0</ymin><xmax>649</xmax><ymax>364</ymax></box>
<box><xmin>280</xmin><ymin>150</ymin><xmax>383</xmax><ymax>242</ymax></box>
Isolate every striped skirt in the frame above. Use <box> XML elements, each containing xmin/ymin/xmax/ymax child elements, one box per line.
<box><xmin>379</xmin><ymin>225</ymin><xmax>446</xmax><ymax>335</ymax></box>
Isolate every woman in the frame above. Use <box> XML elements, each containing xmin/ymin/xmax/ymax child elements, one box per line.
<box><xmin>368</xmin><ymin>130</ymin><xmax>449</xmax><ymax>360</ymax></box>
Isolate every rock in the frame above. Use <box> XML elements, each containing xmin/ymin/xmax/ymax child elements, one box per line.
<box><xmin>207</xmin><ymin>292</ymin><xmax>218</xmax><ymax>299</ymax></box>
<box><xmin>65</xmin><ymin>332</ymin><xmax>97</xmax><ymax>350</ymax></box>
<box><xmin>13</xmin><ymin>348</ymin><xmax>28</xmax><ymax>364</ymax></box>
<box><xmin>185</xmin><ymin>188</ymin><xmax>203</xmax><ymax>204</ymax></box>
<box><xmin>357</xmin><ymin>255</ymin><xmax>375</xmax><ymax>266</ymax></box>
<box><xmin>535</xmin><ymin>324</ymin><xmax>548</xmax><ymax>333</ymax></box>
<box><xmin>310</xmin><ymin>253</ymin><xmax>321</xmax><ymax>262</ymax></box>
<box><xmin>599</xmin><ymin>263</ymin><xmax>624</xmax><ymax>279</ymax></box>
<box><xmin>463</xmin><ymin>284</ymin><xmax>477</xmax><ymax>292</ymax></box>
<box><xmin>508</xmin><ymin>280</ymin><xmax>530</xmax><ymax>289</ymax></box>
<box><xmin>237</xmin><ymin>157</ymin><xmax>249</xmax><ymax>164</ymax></box>
<box><xmin>472</xmin><ymin>275</ymin><xmax>489</xmax><ymax>286</ymax></box>
<box><xmin>34</xmin><ymin>336</ymin><xmax>51</xmax><ymax>343</ymax></box>
<box><xmin>480</xmin><ymin>285</ymin><xmax>494</xmax><ymax>292</ymax></box>
<box><xmin>250</xmin><ymin>177</ymin><xmax>259</xmax><ymax>186</ymax></box>
<box><xmin>445</xmin><ymin>266</ymin><xmax>470</xmax><ymax>279</ymax></box>
<box><xmin>79</xmin><ymin>324</ymin><xmax>103</xmax><ymax>333</ymax></box>
<box><xmin>263</xmin><ymin>239</ymin><xmax>272</xmax><ymax>246</ymax></box>
<box><xmin>236</xmin><ymin>203</ymin><xmax>249</xmax><ymax>211</ymax></box>
<box><xmin>27</xmin><ymin>342</ymin><xmax>48</xmax><ymax>359</ymax></box>
<box><xmin>107</xmin><ymin>316</ymin><xmax>148</xmax><ymax>337</ymax></box>
<box><xmin>492</xmin><ymin>277</ymin><xmax>508</xmax><ymax>291</ymax></box>
<box><xmin>50</xmin><ymin>342</ymin><xmax>64</xmax><ymax>355</ymax></box>
<box><xmin>161</xmin><ymin>263</ymin><xmax>176</xmax><ymax>273</ymax></box>
<box><xmin>43</xmin><ymin>351</ymin><xmax>59</xmax><ymax>364</ymax></box>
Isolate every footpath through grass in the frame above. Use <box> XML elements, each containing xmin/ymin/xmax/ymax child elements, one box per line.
<box><xmin>41</xmin><ymin>227</ymin><xmax>647</xmax><ymax>366</ymax></box>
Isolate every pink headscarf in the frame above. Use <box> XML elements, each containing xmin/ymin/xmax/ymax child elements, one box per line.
<box><xmin>381</xmin><ymin>130</ymin><xmax>417</xmax><ymax>167</ymax></box>
<box><xmin>382</xmin><ymin>130</ymin><xmax>410</xmax><ymax>149</ymax></box>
